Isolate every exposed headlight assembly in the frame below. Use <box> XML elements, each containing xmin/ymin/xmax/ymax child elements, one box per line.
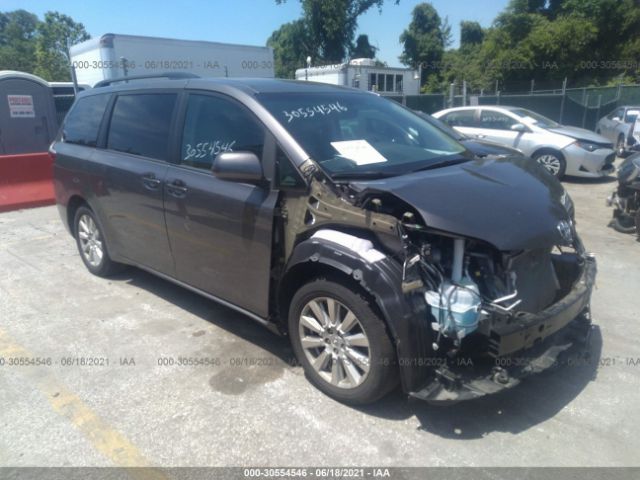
<box><xmin>560</xmin><ymin>190</ymin><xmax>575</xmax><ymax>218</ymax></box>
<box><xmin>575</xmin><ymin>140</ymin><xmax>600</xmax><ymax>152</ymax></box>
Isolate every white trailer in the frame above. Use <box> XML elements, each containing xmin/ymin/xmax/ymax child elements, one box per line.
<box><xmin>296</xmin><ymin>58</ymin><xmax>420</xmax><ymax>96</ymax></box>
<box><xmin>70</xmin><ymin>34</ymin><xmax>274</xmax><ymax>87</ymax></box>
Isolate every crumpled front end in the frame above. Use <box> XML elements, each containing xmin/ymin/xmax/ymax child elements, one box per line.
<box><xmin>280</xmin><ymin>159</ymin><xmax>597</xmax><ymax>403</ymax></box>
<box><xmin>398</xmin><ymin>216</ymin><xmax>596</xmax><ymax>403</ymax></box>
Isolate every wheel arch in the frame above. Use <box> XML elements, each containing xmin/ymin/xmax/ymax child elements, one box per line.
<box><xmin>66</xmin><ymin>195</ymin><xmax>89</xmax><ymax>235</ymax></box>
<box><xmin>278</xmin><ymin>232</ymin><xmax>433</xmax><ymax>393</ymax></box>
<box><xmin>278</xmin><ymin>259</ymin><xmax>383</xmax><ymax>333</ymax></box>
<box><xmin>531</xmin><ymin>146</ymin><xmax>566</xmax><ymax>161</ymax></box>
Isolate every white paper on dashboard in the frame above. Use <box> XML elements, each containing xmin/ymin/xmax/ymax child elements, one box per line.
<box><xmin>330</xmin><ymin>140</ymin><xmax>388</xmax><ymax>165</ymax></box>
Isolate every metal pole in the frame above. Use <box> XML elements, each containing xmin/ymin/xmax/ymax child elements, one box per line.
<box><xmin>530</xmin><ymin>79</ymin><xmax>535</xmax><ymax>95</ymax></box>
<box><xmin>462</xmin><ymin>80</ymin><xmax>467</xmax><ymax>106</ymax></box>
<box><xmin>66</xmin><ymin>38</ymin><xmax>78</xmax><ymax>95</ymax></box>
<box><xmin>581</xmin><ymin>93</ymin><xmax>589</xmax><ymax>128</ymax></box>
<box><xmin>449</xmin><ymin>82</ymin><xmax>455</xmax><ymax>108</ymax></box>
<box><xmin>558</xmin><ymin>77</ymin><xmax>567</xmax><ymax>124</ymax></box>
<box><xmin>595</xmin><ymin>95</ymin><xmax>602</xmax><ymax>130</ymax></box>
<box><xmin>120</xmin><ymin>57</ymin><xmax>128</xmax><ymax>82</ymax></box>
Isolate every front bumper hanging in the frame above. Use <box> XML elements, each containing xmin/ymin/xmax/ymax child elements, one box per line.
<box><xmin>410</xmin><ymin>255</ymin><xmax>597</xmax><ymax>403</ymax></box>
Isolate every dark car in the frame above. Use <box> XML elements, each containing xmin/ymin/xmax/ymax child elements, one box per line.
<box><xmin>52</xmin><ymin>75</ymin><xmax>596</xmax><ymax>405</ymax></box>
<box><xmin>414</xmin><ymin>110</ymin><xmax>524</xmax><ymax>158</ymax></box>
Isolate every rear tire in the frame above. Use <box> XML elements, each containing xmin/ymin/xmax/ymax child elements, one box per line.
<box><xmin>74</xmin><ymin>206</ymin><xmax>123</xmax><ymax>277</ymax></box>
<box><xmin>288</xmin><ymin>278</ymin><xmax>398</xmax><ymax>405</ymax></box>
<box><xmin>533</xmin><ymin>149</ymin><xmax>566</xmax><ymax>179</ymax></box>
<box><xmin>611</xmin><ymin>214</ymin><xmax>637</xmax><ymax>234</ymax></box>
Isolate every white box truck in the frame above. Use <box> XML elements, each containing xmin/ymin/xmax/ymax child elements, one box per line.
<box><xmin>70</xmin><ymin>34</ymin><xmax>274</xmax><ymax>87</ymax></box>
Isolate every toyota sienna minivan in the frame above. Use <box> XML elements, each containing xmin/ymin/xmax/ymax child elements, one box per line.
<box><xmin>52</xmin><ymin>74</ymin><xmax>596</xmax><ymax>404</ymax></box>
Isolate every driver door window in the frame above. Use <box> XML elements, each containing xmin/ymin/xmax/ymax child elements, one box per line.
<box><xmin>608</xmin><ymin>108</ymin><xmax>624</xmax><ymax>121</ymax></box>
<box><xmin>180</xmin><ymin>94</ymin><xmax>265</xmax><ymax>170</ymax></box>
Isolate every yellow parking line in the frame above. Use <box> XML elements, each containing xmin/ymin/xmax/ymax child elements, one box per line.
<box><xmin>0</xmin><ymin>328</ymin><xmax>167</xmax><ymax>480</ymax></box>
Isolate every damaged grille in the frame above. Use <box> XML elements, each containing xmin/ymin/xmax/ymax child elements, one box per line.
<box><xmin>509</xmin><ymin>249</ymin><xmax>560</xmax><ymax>313</ymax></box>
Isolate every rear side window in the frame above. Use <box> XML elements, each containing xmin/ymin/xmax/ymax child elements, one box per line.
<box><xmin>181</xmin><ymin>94</ymin><xmax>265</xmax><ymax>170</ymax></box>
<box><xmin>107</xmin><ymin>94</ymin><xmax>177</xmax><ymax>160</ymax></box>
<box><xmin>441</xmin><ymin>110</ymin><xmax>477</xmax><ymax>128</ymax></box>
<box><xmin>63</xmin><ymin>94</ymin><xmax>110</xmax><ymax>146</ymax></box>
<box><xmin>479</xmin><ymin>110</ymin><xmax>518</xmax><ymax>130</ymax></box>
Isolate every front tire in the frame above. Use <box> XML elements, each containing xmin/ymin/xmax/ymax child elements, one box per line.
<box><xmin>288</xmin><ymin>278</ymin><xmax>398</xmax><ymax>405</ymax></box>
<box><xmin>617</xmin><ymin>135</ymin><xmax>626</xmax><ymax>158</ymax></box>
<box><xmin>74</xmin><ymin>206</ymin><xmax>122</xmax><ymax>277</ymax></box>
<box><xmin>611</xmin><ymin>215</ymin><xmax>636</xmax><ymax>234</ymax></box>
<box><xmin>533</xmin><ymin>150</ymin><xmax>566</xmax><ymax>179</ymax></box>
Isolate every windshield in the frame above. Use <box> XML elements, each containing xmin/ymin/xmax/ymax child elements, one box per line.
<box><xmin>258</xmin><ymin>92</ymin><xmax>468</xmax><ymax>178</ymax></box>
<box><xmin>510</xmin><ymin>108</ymin><xmax>560</xmax><ymax>129</ymax></box>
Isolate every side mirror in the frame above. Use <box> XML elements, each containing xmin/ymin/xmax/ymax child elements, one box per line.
<box><xmin>511</xmin><ymin>123</ymin><xmax>527</xmax><ymax>133</ymax></box>
<box><xmin>612</xmin><ymin>117</ymin><xmax>621</xmax><ymax>122</ymax></box>
<box><xmin>212</xmin><ymin>152</ymin><xmax>263</xmax><ymax>183</ymax></box>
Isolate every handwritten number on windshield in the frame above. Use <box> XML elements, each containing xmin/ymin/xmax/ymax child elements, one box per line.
<box><xmin>283</xmin><ymin>102</ymin><xmax>348</xmax><ymax>123</ymax></box>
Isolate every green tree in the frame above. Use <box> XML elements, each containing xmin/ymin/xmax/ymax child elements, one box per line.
<box><xmin>267</xmin><ymin>19</ymin><xmax>314</xmax><ymax>78</ymax></box>
<box><xmin>399</xmin><ymin>3</ymin><xmax>450</xmax><ymax>86</ymax></box>
<box><xmin>350</xmin><ymin>34</ymin><xmax>377</xmax><ymax>58</ymax></box>
<box><xmin>439</xmin><ymin>0</ymin><xmax>640</xmax><ymax>91</ymax></box>
<box><xmin>274</xmin><ymin>0</ymin><xmax>398</xmax><ymax>64</ymax></box>
<box><xmin>34</xmin><ymin>11</ymin><xmax>90</xmax><ymax>81</ymax></box>
<box><xmin>0</xmin><ymin>10</ymin><xmax>39</xmax><ymax>73</ymax></box>
<box><xmin>460</xmin><ymin>21</ymin><xmax>484</xmax><ymax>47</ymax></box>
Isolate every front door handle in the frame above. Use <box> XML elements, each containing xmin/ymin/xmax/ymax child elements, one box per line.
<box><xmin>142</xmin><ymin>173</ymin><xmax>161</xmax><ymax>190</ymax></box>
<box><xmin>166</xmin><ymin>179</ymin><xmax>188</xmax><ymax>198</ymax></box>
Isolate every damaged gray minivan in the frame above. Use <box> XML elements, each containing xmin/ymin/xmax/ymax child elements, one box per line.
<box><xmin>52</xmin><ymin>75</ymin><xmax>596</xmax><ymax>404</ymax></box>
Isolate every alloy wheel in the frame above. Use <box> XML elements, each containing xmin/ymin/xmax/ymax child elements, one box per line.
<box><xmin>77</xmin><ymin>214</ymin><xmax>104</xmax><ymax>267</ymax></box>
<box><xmin>298</xmin><ymin>297</ymin><xmax>371</xmax><ymax>389</ymax></box>
<box><xmin>536</xmin><ymin>154</ymin><xmax>562</xmax><ymax>176</ymax></box>
<box><xmin>617</xmin><ymin>137</ymin><xmax>626</xmax><ymax>157</ymax></box>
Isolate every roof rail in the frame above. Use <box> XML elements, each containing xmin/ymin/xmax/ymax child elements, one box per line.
<box><xmin>94</xmin><ymin>72</ymin><xmax>199</xmax><ymax>88</ymax></box>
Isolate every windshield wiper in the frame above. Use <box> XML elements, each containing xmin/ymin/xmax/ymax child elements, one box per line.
<box><xmin>331</xmin><ymin>171</ymin><xmax>396</xmax><ymax>180</ymax></box>
<box><xmin>409</xmin><ymin>157</ymin><xmax>470</xmax><ymax>173</ymax></box>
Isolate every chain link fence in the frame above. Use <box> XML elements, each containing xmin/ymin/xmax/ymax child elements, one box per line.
<box><xmin>390</xmin><ymin>84</ymin><xmax>640</xmax><ymax>131</ymax></box>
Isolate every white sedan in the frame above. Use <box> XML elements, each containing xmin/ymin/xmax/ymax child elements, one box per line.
<box><xmin>433</xmin><ymin>106</ymin><xmax>616</xmax><ymax>179</ymax></box>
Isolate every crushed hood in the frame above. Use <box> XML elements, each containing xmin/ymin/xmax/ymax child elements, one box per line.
<box><xmin>350</xmin><ymin>156</ymin><xmax>570</xmax><ymax>251</ymax></box>
<box><xmin>547</xmin><ymin>125</ymin><xmax>612</xmax><ymax>145</ymax></box>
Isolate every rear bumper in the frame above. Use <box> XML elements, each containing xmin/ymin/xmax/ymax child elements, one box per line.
<box><xmin>409</xmin><ymin>255</ymin><xmax>596</xmax><ymax>403</ymax></box>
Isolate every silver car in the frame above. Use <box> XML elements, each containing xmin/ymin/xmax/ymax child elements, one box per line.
<box><xmin>596</xmin><ymin>105</ymin><xmax>640</xmax><ymax>156</ymax></box>
<box><xmin>434</xmin><ymin>106</ymin><xmax>616</xmax><ymax>179</ymax></box>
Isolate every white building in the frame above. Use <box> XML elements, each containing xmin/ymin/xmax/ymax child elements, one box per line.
<box><xmin>295</xmin><ymin>58</ymin><xmax>420</xmax><ymax>96</ymax></box>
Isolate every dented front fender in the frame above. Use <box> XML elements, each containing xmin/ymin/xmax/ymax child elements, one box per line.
<box><xmin>282</xmin><ymin>232</ymin><xmax>436</xmax><ymax>392</ymax></box>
